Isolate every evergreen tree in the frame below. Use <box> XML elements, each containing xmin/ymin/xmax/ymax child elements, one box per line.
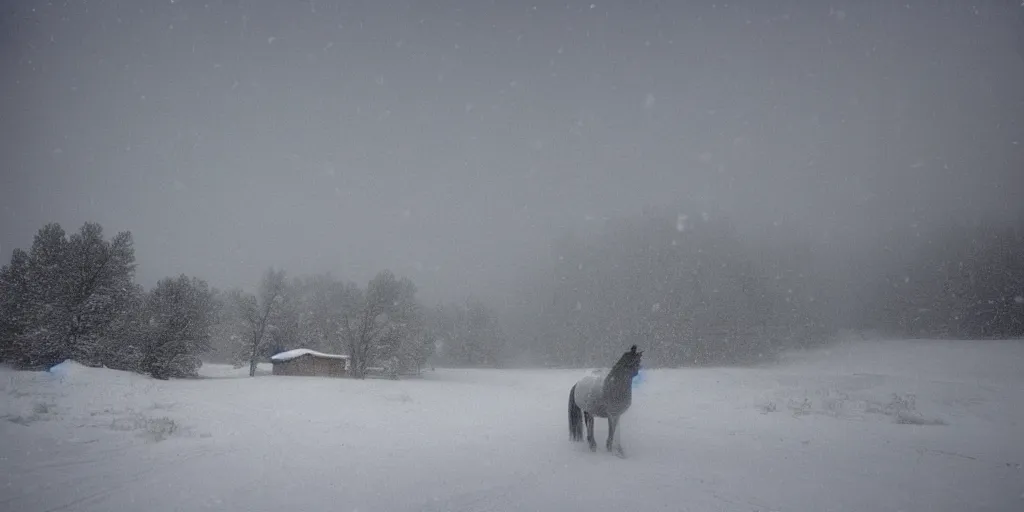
<box><xmin>139</xmin><ymin>275</ymin><xmax>218</xmax><ymax>379</ymax></box>
<box><xmin>0</xmin><ymin>248</ymin><xmax>32</xmax><ymax>361</ymax></box>
<box><xmin>5</xmin><ymin>222</ymin><xmax>136</xmax><ymax>368</ymax></box>
<box><xmin>93</xmin><ymin>283</ymin><xmax>147</xmax><ymax>372</ymax></box>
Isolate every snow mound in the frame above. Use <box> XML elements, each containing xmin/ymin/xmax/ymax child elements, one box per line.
<box><xmin>269</xmin><ymin>348</ymin><xmax>350</xmax><ymax>362</ymax></box>
<box><xmin>47</xmin><ymin>360</ymin><xmax>88</xmax><ymax>381</ymax></box>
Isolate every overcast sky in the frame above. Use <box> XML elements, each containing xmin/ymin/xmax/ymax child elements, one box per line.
<box><xmin>2</xmin><ymin>0</ymin><xmax>1022</xmax><ymax>302</ymax></box>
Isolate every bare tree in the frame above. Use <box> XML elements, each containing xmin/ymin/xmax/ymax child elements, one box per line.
<box><xmin>233</xmin><ymin>267</ymin><xmax>287</xmax><ymax>377</ymax></box>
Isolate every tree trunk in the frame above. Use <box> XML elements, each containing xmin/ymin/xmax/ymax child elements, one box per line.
<box><xmin>249</xmin><ymin>336</ymin><xmax>259</xmax><ymax>377</ymax></box>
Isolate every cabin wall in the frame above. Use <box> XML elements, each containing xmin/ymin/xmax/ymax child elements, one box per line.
<box><xmin>272</xmin><ymin>355</ymin><xmax>347</xmax><ymax>377</ymax></box>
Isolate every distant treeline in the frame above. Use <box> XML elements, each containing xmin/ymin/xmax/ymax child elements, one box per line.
<box><xmin>0</xmin><ymin>222</ymin><xmax>505</xmax><ymax>378</ymax></box>
<box><xmin>859</xmin><ymin>218</ymin><xmax>1024</xmax><ymax>340</ymax></box>
<box><xmin>2</xmin><ymin>212</ymin><xmax>1021</xmax><ymax>375</ymax></box>
<box><xmin>500</xmin><ymin>208</ymin><xmax>1024</xmax><ymax>368</ymax></box>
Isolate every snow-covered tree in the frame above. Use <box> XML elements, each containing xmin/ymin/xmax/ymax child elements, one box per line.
<box><xmin>295</xmin><ymin>273</ymin><xmax>362</xmax><ymax>354</ymax></box>
<box><xmin>231</xmin><ymin>268</ymin><xmax>287</xmax><ymax>376</ymax></box>
<box><xmin>202</xmin><ymin>288</ymin><xmax>239</xmax><ymax>364</ymax></box>
<box><xmin>4</xmin><ymin>222</ymin><xmax>136</xmax><ymax>369</ymax></box>
<box><xmin>9</xmin><ymin>223</ymin><xmax>71</xmax><ymax>367</ymax></box>
<box><xmin>344</xmin><ymin>270</ymin><xmax>407</xmax><ymax>379</ymax></box>
<box><xmin>0</xmin><ymin>248</ymin><xmax>32</xmax><ymax>362</ymax></box>
<box><xmin>92</xmin><ymin>283</ymin><xmax>147</xmax><ymax>372</ymax></box>
<box><xmin>371</xmin><ymin>276</ymin><xmax>420</xmax><ymax>371</ymax></box>
<box><xmin>265</xmin><ymin>277</ymin><xmax>303</xmax><ymax>359</ymax></box>
<box><xmin>435</xmin><ymin>299</ymin><xmax>506</xmax><ymax>367</ymax></box>
<box><xmin>138</xmin><ymin>275</ymin><xmax>218</xmax><ymax>379</ymax></box>
<box><xmin>62</xmin><ymin>223</ymin><xmax>137</xmax><ymax>363</ymax></box>
<box><xmin>399</xmin><ymin>322</ymin><xmax>437</xmax><ymax>374</ymax></box>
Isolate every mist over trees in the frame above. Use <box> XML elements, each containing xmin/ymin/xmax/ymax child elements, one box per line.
<box><xmin>2</xmin><ymin>212</ymin><xmax>1022</xmax><ymax>376</ymax></box>
<box><xmin>856</xmin><ymin>218</ymin><xmax>1024</xmax><ymax>340</ymax></box>
<box><xmin>430</xmin><ymin>299</ymin><xmax>506</xmax><ymax>368</ymax></box>
<box><xmin>502</xmin><ymin>208</ymin><xmax>1024</xmax><ymax>368</ymax></box>
<box><xmin>502</xmin><ymin>208</ymin><xmax>831</xmax><ymax>368</ymax></box>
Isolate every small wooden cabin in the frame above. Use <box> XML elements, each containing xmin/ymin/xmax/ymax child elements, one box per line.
<box><xmin>270</xmin><ymin>349</ymin><xmax>350</xmax><ymax>377</ymax></box>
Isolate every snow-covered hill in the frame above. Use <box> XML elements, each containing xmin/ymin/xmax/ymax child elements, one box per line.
<box><xmin>2</xmin><ymin>339</ymin><xmax>1022</xmax><ymax>511</ymax></box>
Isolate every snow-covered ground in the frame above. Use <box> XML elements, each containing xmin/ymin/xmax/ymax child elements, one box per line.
<box><xmin>2</xmin><ymin>339</ymin><xmax>1022</xmax><ymax>511</ymax></box>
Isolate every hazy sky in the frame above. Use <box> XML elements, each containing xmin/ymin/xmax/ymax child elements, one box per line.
<box><xmin>2</xmin><ymin>0</ymin><xmax>1022</xmax><ymax>301</ymax></box>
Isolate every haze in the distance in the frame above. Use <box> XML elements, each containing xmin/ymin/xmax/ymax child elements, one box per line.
<box><xmin>2</xmin><ymin>0</ymin><xmax>1022</xmax><ymax>302</ymax></box>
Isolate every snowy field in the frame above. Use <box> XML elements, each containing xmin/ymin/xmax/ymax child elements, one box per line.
<box><xmin>2</xmin><ymin>339</ymin><xmax>1023</xmax><ymax>512</ymax></box>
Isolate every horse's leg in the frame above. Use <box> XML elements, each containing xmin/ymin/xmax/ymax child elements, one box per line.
<box><xmin>584</xmin><ymin>412</ymin><xmax>597</xmax><ymax>452</ymax></box>
<box><xmin>606</xmin><ymin>415</ymin><xmax>616</xmax><ymax>452</ymax></box>
<box><xmin>608</xmin><ymin>415</ymin><xmax>625</xmax><ymax>458</ymax></box>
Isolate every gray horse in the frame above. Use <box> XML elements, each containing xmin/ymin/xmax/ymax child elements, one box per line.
<box><xmin>568</xmin><ymin>345</ymin><xmax>643</xmax><ymax>458</ymax></box>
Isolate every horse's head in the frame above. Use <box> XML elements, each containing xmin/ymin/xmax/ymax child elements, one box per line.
<box><xmin>616</xmin><ymin>344</ymin><xmax>643</xmax><ymax>379</ymax></box>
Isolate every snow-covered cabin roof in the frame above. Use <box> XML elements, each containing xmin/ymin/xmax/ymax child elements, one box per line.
<box><xmin>270</xmin><ymin>349</ymin><xmax>351</xmax><ymax>362</ymax></box>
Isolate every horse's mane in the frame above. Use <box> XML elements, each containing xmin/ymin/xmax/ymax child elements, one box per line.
<box><xmin>608</xmin><ymin>345</ymin><xmax>641</xmax><ymax>377</ymax></box>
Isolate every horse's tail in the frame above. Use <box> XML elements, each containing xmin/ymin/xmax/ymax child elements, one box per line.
<box><xmin>568</xmin><ymin>383</ymin><xmax>583</xmax><ymax>442</ymax></box>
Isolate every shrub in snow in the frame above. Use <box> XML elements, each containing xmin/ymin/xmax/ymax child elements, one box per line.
<box><xmin>110</xmin><ymin>412</ymin><xmax>182</xmax><ymax>442</ymax></box>
<box><xmin>5</xmin><ymin>400</ymin><xmax>58</xmax><ymax>426</ymax></box>
<box><xmin>882</xmin><ymin>393</ymin><xmax>946</xmax><ymax>426</ymax></box>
